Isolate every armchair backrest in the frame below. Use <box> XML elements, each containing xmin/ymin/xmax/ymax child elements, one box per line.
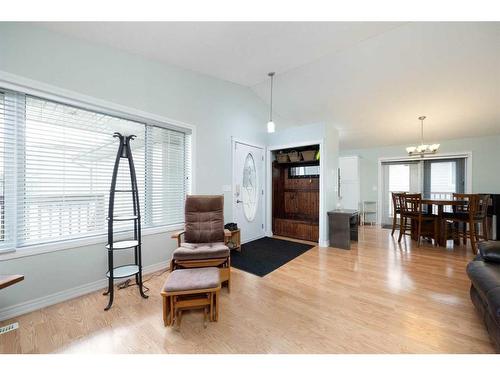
<box><xmin>184</xmin><ymin>195</ymin><xmax>225</xmax><ymax>243</ymax></box>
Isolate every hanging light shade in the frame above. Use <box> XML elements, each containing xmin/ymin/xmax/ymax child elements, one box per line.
<box><xmin>406</xmin><ymin>116</ymin><xmax>440</xmax><ymax>156</ymax></box>
<box><xmin>267</xmin><ymin>72</ymin><xmax>276</xmax><ymax>133</ymax></box>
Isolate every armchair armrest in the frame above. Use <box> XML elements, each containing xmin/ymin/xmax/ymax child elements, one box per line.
<box><xmin>172</xmin><ymin>229</ymin><xmax>233</xmax><ymax>247</ymax></box>
<box><xmin>171</xmin><ymin>230</ymin><xmax>186</xmax><ymax>239</ymax></box>
<box><xmin>171</xmin><ymin>230</ymin><xmax>186</xmax><ymax>247</ymax></box>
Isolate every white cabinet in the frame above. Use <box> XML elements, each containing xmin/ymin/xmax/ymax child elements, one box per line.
<box><xmin>339</xmin><ymin>156</ymin><xmax>360</xmax><ymax>210</ymax></box>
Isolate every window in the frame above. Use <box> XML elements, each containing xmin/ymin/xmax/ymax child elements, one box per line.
<box><xmin>0</xmin><ymin>91</ymin><xmax>17</xmax><ymax>250</ymax></box>
<box><xmin>146</xmin><ymin>125</ymin><xmax>191</xmax><ymax>227</ymax></box>
<box><xmin>0</xmin><ymin>89</ymin><xmax>191</xmax><ymax>252</ymax></box>
<box><xmin>0</xmin><ymin>92</ymin><xmax>5</xmax><ymax>245</ymax></box>
<box><xmin>288</xmin><ymin>164</ymin><xmax>320</xmax><ymax>178</ymax></box>
<box><xmin>385</xmin><ymin>163</ymin><xmax>416</xmax><ymax>218</ymax></box>
<box><xmin>423</xmin><ymin>159</ymin><xmax>465</xmax><ymax>200</ymax></box>
<box><xmin>380</xmin><ymin>161</ymin><xmax>420</xmax><ymax>226</ymax></box>
<box><xmin>381</xmin><ymin>157</ymin><xmax>467</xmax><ymax>225</ymax></box>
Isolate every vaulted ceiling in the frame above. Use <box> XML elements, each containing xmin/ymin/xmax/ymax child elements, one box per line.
<box><xmin>37</xmin><ymin>22</ymin><xmax>500</xmax><ymax>149</ymax></box>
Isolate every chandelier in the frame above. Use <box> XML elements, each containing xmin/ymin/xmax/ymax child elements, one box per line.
<box><xmin>406</xmin><ymin>116</ymin><xmax>440</xmax><ymax>156</ymax></box>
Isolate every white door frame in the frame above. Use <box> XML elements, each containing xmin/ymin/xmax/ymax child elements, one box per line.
<box><xmin>231</xmin><ymin>137</ymin><xmax>266</xmax><ymax>243</ymax></box>
<box><xmin>376</xmin><ymin>151</ymin><xmax>473</xmax><ymax>225</ymax></box>
<box><xmin>266</xmin><ymin>139</ymin><xmax>326</xmax><ymax>246</ymax></box>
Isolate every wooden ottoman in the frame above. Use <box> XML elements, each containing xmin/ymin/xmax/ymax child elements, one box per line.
<box><xmin>161</xmin><ymin>267</ymin><xmax>221</xmax><ymax>328</ymax></box>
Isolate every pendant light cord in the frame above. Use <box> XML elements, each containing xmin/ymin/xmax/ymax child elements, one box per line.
<box><xmin>269</xmin><ymin>72</ymin><xmax>275</xmax><ymax>122</ymax></box>
<box><xmin>419</xmin><ymin>116</ymin><xmax>426</xmax><ymax>145</ymax></box>
<box><xmin>421</xmin><ymin>118</ymin><xmax>424</xmax><ymax>145</ymax></box>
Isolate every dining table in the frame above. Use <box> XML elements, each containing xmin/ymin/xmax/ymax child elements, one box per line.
<box><xmin>421</xmin><ymin>197</ymin><xmax>466</xmax><ymax>246</ymax></box>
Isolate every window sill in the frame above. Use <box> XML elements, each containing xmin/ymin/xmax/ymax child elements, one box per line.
<box><xmin>0</xmin><ymin>223</ymin><xmax>184</xmax><ymax>261</ymax></box>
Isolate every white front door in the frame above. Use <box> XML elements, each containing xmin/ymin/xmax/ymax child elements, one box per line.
<box><xmin>233</xmin><ymin>141</ymin><xmax>265</xmax><ymax>243</ymax></box>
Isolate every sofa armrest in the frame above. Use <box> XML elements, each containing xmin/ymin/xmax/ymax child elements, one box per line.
<box><xmin>171</xmin><ymin>230</ymin><xmax>186</xmax><ymax>247</ymax></box>
<box><xmin>479</xmin><ymin>241</ymin><xmax>500</xmax><ymax>263</ymax></box>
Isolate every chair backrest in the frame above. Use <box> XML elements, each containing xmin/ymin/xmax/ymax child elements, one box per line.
<box><xmin>452</xmin><ymin>193</ymin><xmax>477</xmax><ymax>216</ymax></box>
<box><xmin>476</xmin><ymin>194</ymin><xmax>490</xmax><ymax>220</ymax></box>
<box><xmin>400</xmin><ymin>193</ymin><xmax>422</xmax><ymax>215</ymax></box>
<box><xmin>391</xmin><ymin>192</ymin><xmax>405</xmax><ymax>214</ymax></box>
<box><xmin>184</xmin><ymin>195</ymin><xmax>225</xmax><ymax>243</ymax></box>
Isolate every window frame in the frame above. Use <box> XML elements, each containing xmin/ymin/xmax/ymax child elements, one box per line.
<box><xmin>0</xmin><ymin>73</ymin><xmax>196</xmax><ymax>259</ymax></box>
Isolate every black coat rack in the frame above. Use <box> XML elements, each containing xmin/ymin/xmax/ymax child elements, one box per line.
<box><xmin>103</xmin><ymin>132</ymin><xmax>148</xmax><ymax>310</ymax></box>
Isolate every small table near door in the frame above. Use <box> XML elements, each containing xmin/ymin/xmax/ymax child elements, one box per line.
<box><xmin>225</xmin><ymin>229</ymin><xmax>241</xmax><ymax>252</ymax></box>
<box><xmin>327</xmin><ymin>209</ymin><xmax>359</xmax><ymax>250</ymax></box>
<box><xmin>421</xmin><ymin>198</ymin><xmax>466</xmax><ymax>246</ymax></box>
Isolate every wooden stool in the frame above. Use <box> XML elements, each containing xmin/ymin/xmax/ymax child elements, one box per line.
<box><xmin>161</xmin><ymin>267</ymin><xmax>220</xmax><ymax>328</ymax></box>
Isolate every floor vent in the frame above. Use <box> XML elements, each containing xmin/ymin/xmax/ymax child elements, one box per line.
<box><xmin>0</xmin><ymin>322</ymin><xmax>19</xmax><ymax>335</ymax></box>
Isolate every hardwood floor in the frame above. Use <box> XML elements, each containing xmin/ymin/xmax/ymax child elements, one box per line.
<box><xmin>0</xmin><ymin>227</ymin><xmax>494</xmax><ymax>353</ymax></box>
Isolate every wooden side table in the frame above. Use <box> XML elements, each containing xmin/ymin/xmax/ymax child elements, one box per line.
<box><xmin>225</xmin><ymin>229</ymin><xmax>241</xmax><ymax>251</ymax></box>
<box><xmin>0</xmin><ymin>274</ymin><xmax>24</xmax><ymax>290</ymax></box>
<box><xmin>0</xmin><ymin>275</ymin><xmax>24</xmax><ymax>335</ymax></box>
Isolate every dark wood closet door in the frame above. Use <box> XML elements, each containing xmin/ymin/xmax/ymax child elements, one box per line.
<box><xmin>272</xmin><ymin>160</ymin><xmax>319</xmax><ymax>242</ymax></box>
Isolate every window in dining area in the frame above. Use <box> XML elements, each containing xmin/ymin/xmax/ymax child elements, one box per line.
<box><xmin>380</xmin><ymin>157</ymin><xmax>467</xmax><ymax>226</ymax></box>
<box><xmin>381</xmin><ymin>161</ymin><xmax>420</xmax><ymax>226</ymax></box>
<box><xmin>423</xmin><ymin>159</ymin><xmax>465</xmax><ymax>200</ymax></box>
<box><xmin>423</xmin><ymin>158</ymin><xmax>466</xmax><ymax>214</ymax></box>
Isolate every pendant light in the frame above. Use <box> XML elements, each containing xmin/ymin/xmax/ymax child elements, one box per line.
<box><xmin>267</xmin><ymin>72</ymin><xmax>276</xmax><ymax>133</ymax></box>
<box><xmin>406</xmin><ymin>116</ymin><xmax>440</xmax><ymax>156</ymax></box>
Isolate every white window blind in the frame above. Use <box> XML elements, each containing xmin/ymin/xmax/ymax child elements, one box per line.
<box><xmin>0</xmin><ymin>89</ymin><xmax>191</xmax><ymax>251</ymax></box>
<box><xmin>0</xmin><ymin>91</ymin><xmax>20</xmax><ymax>251</ymax></box>
<box><xmin>21</xmin><ymin>96</ymin><xmax>146</xmax><ymax>246</ymax></box>
<box><xmin>146</xmin><ymin>125</ymin><xmax>190</xmax><ymax>227</ymax></box>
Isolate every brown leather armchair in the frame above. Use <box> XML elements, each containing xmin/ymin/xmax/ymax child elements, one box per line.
<box><xmin>170</xmin><ymin>195</ymin><xmax>232</xmax><ymax>291</ymax></box>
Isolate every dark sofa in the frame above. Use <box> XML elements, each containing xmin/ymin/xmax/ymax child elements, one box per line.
<box><xmin>466</xmin><ymin>241</ymin><xmax>500</xmax><ymax>352</ymax></box>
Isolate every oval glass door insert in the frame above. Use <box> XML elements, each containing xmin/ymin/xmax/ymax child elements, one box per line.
<box><xmin>242</xmin><ymin>153</ymin><xmax>258</xmax><ymax>221</ymax></box>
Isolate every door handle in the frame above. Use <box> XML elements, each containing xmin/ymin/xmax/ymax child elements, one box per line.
<box><xmin>236</xmin><ymin>199</ymin><xmax>243</xmax><ymax>203</ymax></box>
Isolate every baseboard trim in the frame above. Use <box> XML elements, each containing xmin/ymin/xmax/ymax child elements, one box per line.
<box><xmin>240</xmin><ymin>234</ymin><xmax>266</xmax><ymax>245</ymax></box>
<box><xmin>319</xmin><ymin>239</ymin><xmax>330</xmax><ymax>248</ymax></box>
<box><xmin>0</xmin><ymin>260</ymin><xmax>170</xmax><ymax>322</ymax></box>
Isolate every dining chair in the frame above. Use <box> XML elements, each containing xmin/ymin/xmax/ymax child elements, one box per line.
<box><xmin>443</xmin><ymin>193</ymin><xmax>489</xmax><ymax>254</ymax></box>
<box><xmin>391</xmin><ymin>192</ymin><xmax>406</xmax><ymax>236</ymax></box>
<box><xmin>477</xmin><ymin>194</ymin><xmax>491</xmax><ymax>241</ymax></box>
<box><xmin>398</xmin><ymin>193</ymin><xmax>439</xmax><ymax>246</ymax></box>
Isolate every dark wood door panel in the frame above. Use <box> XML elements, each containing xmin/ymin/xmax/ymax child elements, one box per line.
<box><xmin>284</xmin><ymin>192</ymin><xmax>299</xmax><ymax>214</ymax></box>
<box><xmin>273</xmin><ymin>218</ymin><xmax>318</xmax><ymax>242</ymax></box>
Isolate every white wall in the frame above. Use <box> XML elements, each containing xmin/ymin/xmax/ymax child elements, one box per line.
<box><xmin>0</xmin><ymin>23</ymin><xmax>294</xmax><ymax>317</ymax></box>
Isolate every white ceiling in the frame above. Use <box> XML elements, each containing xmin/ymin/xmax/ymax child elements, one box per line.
<box><xmin>37</xmin><ymin>22</ymin><xmax>500</xmax><ymax>149</ymax></box>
